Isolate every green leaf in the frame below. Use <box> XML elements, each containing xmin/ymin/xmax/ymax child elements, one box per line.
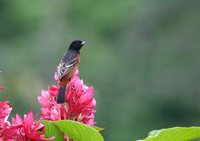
<box><xmin>91</xmin><ymin>126</ymin><xmax>105</xmax><ymax>132</ymax></box>
<box><xmin>54</xmin><ymin>120</ymin><xmax>104</xmax><ymax>141</ymax></box>
<box><xmin>138</xmin><ymin>127</ymin><xmax>200</xmax><ymax>141</ymax></box>
<box><xmin>42</xmin><ymin>120</ymin><xmax>64</xmax><ymax>141</ymax></box>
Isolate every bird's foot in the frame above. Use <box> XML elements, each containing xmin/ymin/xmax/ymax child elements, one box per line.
<box><xmin>71</xmin><ymin>85</ymin><xmax>76</xmax><ymax>91</ymax></box>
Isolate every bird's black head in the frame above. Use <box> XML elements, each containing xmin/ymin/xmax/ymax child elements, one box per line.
<box><xmin>68</xmin><ymin>40</ymin><xmax>86</xmax><ymax>52</ymax></box>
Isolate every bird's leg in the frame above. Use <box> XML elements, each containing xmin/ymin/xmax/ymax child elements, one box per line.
<box><xmin>71</xmin><ymin>83</ymin><xmax>75</xmax><ymax>91</ymax></box>
<box><xmin>69</xmin><ymin>78</ymin><xmax>75</xmax><ymax>91</ymax></box>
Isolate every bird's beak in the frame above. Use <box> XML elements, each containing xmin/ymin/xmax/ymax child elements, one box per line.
<box><xmin>81</xmin><ymin>41</ymin><xmax>86</xmax><ymax>45</ymax></box>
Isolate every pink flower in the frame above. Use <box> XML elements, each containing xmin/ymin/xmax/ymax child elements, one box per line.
<box><xmin>0</xmin><ymin>101</ymin><xmax>12</xmax><ymax>138</ymax></box>
<box><xmin>1</xmin><ymin>111</ymin><xmax>53</xmax><ymax>141</ymax></box>
<box><xmin>38</xmin><ymin>88</ymin><xmax>68</xmax><ymax>121</ymax></box>
<box><xmin>38</xmin><ymin>70</ymin><xmax>96</xmax><ymax>126</ymax></box>
<box><xmin>0</xmin><ymin>101</ymin><xmax>12</xmax><ymax>122</ymax></box>
<box><xmin>0</xmin><ymin>86</ymin><xmax>4</xmax><ymax>90</ymax></box>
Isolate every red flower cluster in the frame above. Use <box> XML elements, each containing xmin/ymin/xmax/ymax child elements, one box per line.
<box><xmin>0</xmin><ymin>101</ymin><xmax>52</xmax><ymax>141</ymax></box>
<box><xmin>38</xmin><ymin>70</ymin><xmax>96</xmax><ymax>126</ymax></box>
<box><xmin>0</xmin><ymin>69</ymin><xmax>96</xmax><ymax>140</ymax></box>
<box><xmin>0</xmin><ymin>101</ymin><xmax>12</xmax><ymax>136</ymax></box>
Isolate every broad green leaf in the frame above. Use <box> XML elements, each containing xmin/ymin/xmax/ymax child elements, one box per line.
<box><xmin>42</xmin><ymin>120</ymin><xmax>64</xmax><ymax>141</ymax></box>
<box><xmin>54</xmin><ymin>120</ymin><xmax>104</xmax><ymax>141</ymax></box>
<box><xmin>138</xmin><ymin>127</ymin><xmax>200</xmax><ymax>141</ymax></box>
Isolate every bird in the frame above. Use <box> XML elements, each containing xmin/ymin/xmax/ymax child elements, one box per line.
<box><xmin>56</xmin><ymin>40</ymin><xmax>86</xmax><ymax>103</ymax></box>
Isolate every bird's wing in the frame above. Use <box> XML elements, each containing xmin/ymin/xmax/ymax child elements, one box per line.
<box><xmin>57</xmin><ymin>56</ymin><xmax>78</xmax><ymax>80</ymax></box>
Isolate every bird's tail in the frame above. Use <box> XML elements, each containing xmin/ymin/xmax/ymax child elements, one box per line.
<box><xmin>57</xmin><ymin>85</ymin><xmax>66</xmax><ymax>103</ymax></box>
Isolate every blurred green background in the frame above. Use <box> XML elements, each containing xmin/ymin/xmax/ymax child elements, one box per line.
<box><xmin>1</xmin><ymin>0</ymin><xmax>200</xmax><ymax>140</ymax></box>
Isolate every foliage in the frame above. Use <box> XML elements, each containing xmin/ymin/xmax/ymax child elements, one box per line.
<box><xmin>138</xmin><ymin>127</ymin><xmax>200</xmax><ymax>141</ymax></box>
<box><xmin>43</xmin><ymin>120</ymin><xmax>104</xmax><ymax>141</ymax></box>
<box><xmin>0</xmin><ymin>69</ymin><xmax>103</xmax><ymax>140</ymax></box>
<box><xmin>1</xmin><ymin>0</ymin><xmax>200</xmax><ymax>141</ymax></box>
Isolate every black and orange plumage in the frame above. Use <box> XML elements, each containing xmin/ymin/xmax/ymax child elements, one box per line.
<box><xmin>56</xmin><ymin>40</ymin><xmax>86</xmax><ymax>103</ymax></box>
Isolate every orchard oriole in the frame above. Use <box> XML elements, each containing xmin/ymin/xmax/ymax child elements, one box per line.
<box><xmin>56</xmin><ymin>40</ymin><xmax>86</xmax><ymax>103</ymax></box>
